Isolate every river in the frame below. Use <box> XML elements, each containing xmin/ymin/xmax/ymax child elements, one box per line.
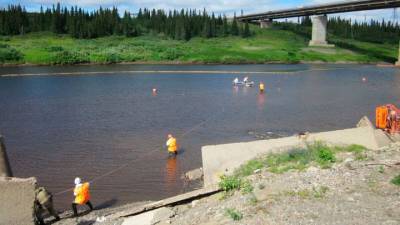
<box><xmin>0</xmin><ymin>64</ymin><xmax>399</xmax><ymax>210</ymax></box>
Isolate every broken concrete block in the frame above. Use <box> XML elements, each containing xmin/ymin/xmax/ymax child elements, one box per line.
<box><xmin>0</xmin><ymin>177</ymin><xmax>37</xmax><ymax>225</ymax></box>
<box><xmin>184</xmin><ymin>168</ymin><xmax>203</xmax><ymax>181</ymax></box>
<box><xmin>151</xmin><ymin>207</ymin><xmax>175</xmax><ymax>224</ymax></box>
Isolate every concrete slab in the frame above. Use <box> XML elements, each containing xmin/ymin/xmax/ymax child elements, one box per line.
<box><xmin>202</xmin><ymin>120</ymin><xmax>393</xmax><ymax>186</ymax></box>
<box><xmin>0</xmin><ymin>177</ymin><xmax>37</xmax><ymax>225</ymax></box>
<box><xmin>122</xmin><ymin>207</ymin><xmax>175</xmax><ymax>225</ymax></box>
<box><xmin>109</xmin><ymin>186</ymin><xmax>220</xmax><ymax>219</ymax></box>
<box><xmin>152</xmin><ymin>207</ymin><xmax>175</xmax><ymax>224</ymax></box>
<box><xmin>122</xmin><ymin>210</ymin><xmax>156</xmax><ymax>225</ymax></box>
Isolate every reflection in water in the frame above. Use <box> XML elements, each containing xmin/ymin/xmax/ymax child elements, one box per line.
<box><xmin>233</xmin><ymin>85</ymin><xmax>239</xmax><ymax>95</ymax></box>
<box><xmin>165</xmin><ymin>156</ymin><xmax>178</xmax><ymax>192</ymax></box>
<box><xmin>257</xmin><ymin>93</ymin><xmax>266</xmax><ymax>111</ymax></box>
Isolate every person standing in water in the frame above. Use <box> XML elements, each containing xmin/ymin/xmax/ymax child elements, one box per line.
<box><xmin>259</xmin><ymin>82</ymin><xmax>265</xmax><ymax>93</ymax></box>
<box><xmin>166</xmin><ymin>134</ymin><xmax>178</xmax><ymax>155</ymax></box>
<box><xmin>233</xmin><ymin>77</ymin><xmax>239</xmax><ymax>85</ymax></box>
<box><xmin>71</xmin><ymin>177</ymin><xmax>94</xmax><ymax>217</ymax></box>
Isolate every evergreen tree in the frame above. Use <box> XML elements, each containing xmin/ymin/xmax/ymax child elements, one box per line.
<box><xmin>231</xmin><ymin>13</ymin><xmax>239</xmax><ymax>36</ymax></box>
<box><xmin>242</xmin><ymin>21</ymin><xmax>250</xmax><ymax>38</ymax></box>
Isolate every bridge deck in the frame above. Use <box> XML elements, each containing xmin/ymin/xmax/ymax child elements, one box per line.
<box><xmin>238</xmin><ymin>0</ymin><xmax>400</xmax><ymax>21</ymax></box>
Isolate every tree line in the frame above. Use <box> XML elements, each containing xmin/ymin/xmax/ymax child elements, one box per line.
<box><xmin>279</xmin><ymin>16</ymin><xmax>400</xmax><ymax>44</ymax></box>
<box><xmin>0</xmin><ymin>4</ymin><xmax>251</xmax><ymax>39</ymax></box>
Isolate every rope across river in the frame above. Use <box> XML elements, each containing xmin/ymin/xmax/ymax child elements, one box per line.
<box><xmin>54</xmin><ymin>100</ymin><xmax>225</xmax><ymax>196</ymax></box>
<box><xmin>44</xmin><ymin>66</ymin><xmax>344</xmax><ymax>196</ymax></box>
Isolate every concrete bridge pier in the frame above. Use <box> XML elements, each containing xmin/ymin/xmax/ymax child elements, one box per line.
<box><xmin>396</xmin><ymin>42</ymin><xmax>400</xmax><ymax>66</ymax></box>
<box><xmin>260</xmin><ymin>19</ymin><xmax>273</xmax><ymax>28</ymax></box>
<box><xmin>0</xmin><ymin>136</ymin><xmax>13</xmax><ymax>177</ymax></box>
<box><xmin>309</xmin><ymin>15</ymin><xmax>334</xmax><ymax>47</ymax></box>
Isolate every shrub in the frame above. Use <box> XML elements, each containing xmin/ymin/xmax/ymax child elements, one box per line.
<box><xmin>219</xmin><ymin>175</ymin><xmax>241</xmax><ymax>192</ymax></box>
<box><xmin>53</xmin><ymin>51</ymin><xmax>89</xmax><ymax>65</ymax></box>
<box><xmin>105</xmin><ymin>53</ymin><xmax>122</xmax><ymax>63</ymax></box>
<box><xmin>391</xmin><ymin>175</ymin><xmax>400</xmax><ymax>186</ymax></box>
<box><xmin>226</xmin><ymin>208</ymin><xmax>243</xmax><ymax>221</ymax></box>
<box><xmin>0</xmin><ymin>47</ymin><xmax>23</xmax><ymax>62</ymax></box>
<box><xmin>240</xmin><ymin>180</ymin><xmax>254</xmax><ymax>194</ymax></box>
<box><xmin>308</xmin><ymin>142</ymin><xmax>336</xmax><ymax>164</ymax></box>
<box><xmin>336</xmin><ymin>144</ymin><xmax>367</xmax><ymax>161</ymax></box>
<box><xmin>235</xmin><ymin>159</ymin><xmax>265</xmax><ymax>177</ymax></box>
<box><xmin>46</xmin><ymin>46</ymin><xmax>64</xmax><ymax>52</ymax></box>
<box><xmin>312</xmin><ymin>186</ymin><xmax>329</xmax><ymax>198</ymax></box>
<box><xmin>342</xmin><ymin>144</ymin><xmax>366</xmax><ymax>153</ymax></box>
<box><xmin>0</xmin><ymin>43</ymin><xmax>10</xmax><ymax>48</ymax></box>
<box><xmin>378</xmin><ymin>166</ymin><xmax>385</xmax><ymax>174</ymax></box>
<box><xmin>159</xmin><ymin>48</ymin><xmax>183</xmax><ymax>60</ymax></box>
<box><xmin>265</xmin><ymin>148</ymin><xmax>311</xmax><ymax>173</ymax></box>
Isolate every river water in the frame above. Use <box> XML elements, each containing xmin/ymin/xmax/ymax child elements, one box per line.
<box><xmin>0</xmin><ymin>64</ymin><xmax>399</xmax><ymax>210</ymax></box>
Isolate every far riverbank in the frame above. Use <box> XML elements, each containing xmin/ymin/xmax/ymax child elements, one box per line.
<box><xmin>0</xmin><ymin>28</ymin><xmax>397</xmax><ymax>67</ymax></box>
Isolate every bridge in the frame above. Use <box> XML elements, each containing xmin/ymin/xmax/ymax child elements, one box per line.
<box><xmin>237</xmin><ymin>0</ymin><xmax>400</xmax><ymax>64</ymax></box>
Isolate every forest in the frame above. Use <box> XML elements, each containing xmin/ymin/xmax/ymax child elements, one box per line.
<box><xmin>0</xmin><ymin>4</ymin><xmax>251</xmax><ymax>40</ymax></box>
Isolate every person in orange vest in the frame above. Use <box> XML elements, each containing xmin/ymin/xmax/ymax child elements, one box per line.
<box><xmin>259</xmin><ymin>82</ymin><xmax>265</xmax><ymax>93</ymax></box>
<box><xmin>71</xmin><ymin>177</ymin><xmax>93</xmax><ymax>217</ymax></box>
<box><xmin>166</xmin><ymin>134</ymin><xmax>178</xmax><ymax>155</ymax></box>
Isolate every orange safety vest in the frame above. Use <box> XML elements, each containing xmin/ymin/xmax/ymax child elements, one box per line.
<box><xmin>74</xmin><ymin>182</ymin><xmax>90</xmax><ymax>205</ymax></box>
<box><xmin>167</xmin><ymin>137</ymin><xmax>178</xmax><ymax>152</ymax></box>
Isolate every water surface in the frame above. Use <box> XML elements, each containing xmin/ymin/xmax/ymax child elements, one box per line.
<box><xmin>0</xmin><ymin>64</ymin><xmax>399</xmax><ymax>210</ymax></box>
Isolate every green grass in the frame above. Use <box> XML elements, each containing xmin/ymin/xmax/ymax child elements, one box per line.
<box><xmin>219</xmin><ymin>175</ymin><xmax>242</xmax><ymax>192</ymax></box>
<box><xmin>0</xmin><ymin>26</ymin><xmax>396</xmax><ymax>65</ymax></box>
<box><xmin>282</xmin><ymin>186</ymin><xmax>329</xmax><ymax>199</ymax></box>
<box><xmin>225</xmin><ymin>208</ymin><xmax>243</xmax><ymax>221</ymax></box>
<box><xmin>218</xmin><ymin>174</ymin><xmax>254</xmax><ymax>195</ymax></box>
<box><xmin>391</xmin><ymin>175</ymin><xmax>400</xmax><ymax>186</ymax></box>
<box><xmin>335</xmin><ymin>144</ymin><xmax>367</xmax><ymax>161</ymax></box>
<box><xmin>231</xmin><ymin>142</ymin><xmax>367</xmax><ymax>176</ymax></box>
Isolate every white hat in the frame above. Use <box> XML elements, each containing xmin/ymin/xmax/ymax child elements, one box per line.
<box><xmin>74</xmin><ymin>177</ymin><xmax>81</xmax><ymax>185</ymax></box>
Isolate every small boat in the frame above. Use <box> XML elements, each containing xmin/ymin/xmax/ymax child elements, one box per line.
<box><xmin>245</xmin><ymin>81</ymin><xmax>254</xmax><ymax>87</ymax></box>
<box><xmin>233</xmin><ymin>81</ymin><xmax>245</xmax><ymax>86</ymax></box>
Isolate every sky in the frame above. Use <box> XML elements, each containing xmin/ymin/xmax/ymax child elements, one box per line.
<box><xmin>0</xmin><ymin>0</ymin><xmax>397</xmax><ymax>22</ymax></box>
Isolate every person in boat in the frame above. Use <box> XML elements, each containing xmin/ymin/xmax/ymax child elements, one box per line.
<box><xmin>166</xmin><ymin>134</ymin><xmax>178</xmax><ymax>155</ymax></box>
<box><xmin>72</xmin><ymin>177</ymin><xmax>93</xmax><ymax>217</ymax></box>
<box><xmin>233</xmin><ymin>77</ymin><xmax>239</xmax><ymax>85</ymax></box>
<box><xmin>243</xmin><ymin>76</ymin><xmax>249</xmax><ymax>83</ymax></box>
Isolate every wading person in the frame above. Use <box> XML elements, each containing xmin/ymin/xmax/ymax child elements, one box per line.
<box><xmin>34</xmin><ymin>186</ymin><xmax>60</xmax><ymax>225</ymax></box>
<box><xmin>259</xmin><ymin>82</ymin><xmax>265</xmax><ymax>93</ymax></box>
<box><xmin>166</xmin><ymin>134</ymin><xmax>178</xmax><ymax>155</ymax></box>
<box><xmin>72</xmin><ymin>177</ymin><xmax>93</xmax><ymax>217</ymax></box>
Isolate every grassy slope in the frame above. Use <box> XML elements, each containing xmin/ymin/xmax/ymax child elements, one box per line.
<box><xmin>0</xmin><ymin>26</ymin><xmax>397</xmax><ymax>65</ymax></box>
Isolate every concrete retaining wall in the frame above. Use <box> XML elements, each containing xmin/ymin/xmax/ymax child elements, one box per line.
<box><xmin>0</xmin><ymin>177</ymin><xmax>37</xmax><ymax>225</ymax></box>
<box><xmin>202</xmin><ymin>120</ymin><xmax>392</xmax><ymax>187</ymax></box>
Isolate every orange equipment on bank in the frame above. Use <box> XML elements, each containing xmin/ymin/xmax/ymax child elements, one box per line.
<box><xmin>74</xmin><ymin>182</ymin><xmax>91</xmax><ymax>205</ymax></box>
<box><xmin>376</xmin><ymin>104</ymin><xmax>400</xmax><ymax>134</ymax></box>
